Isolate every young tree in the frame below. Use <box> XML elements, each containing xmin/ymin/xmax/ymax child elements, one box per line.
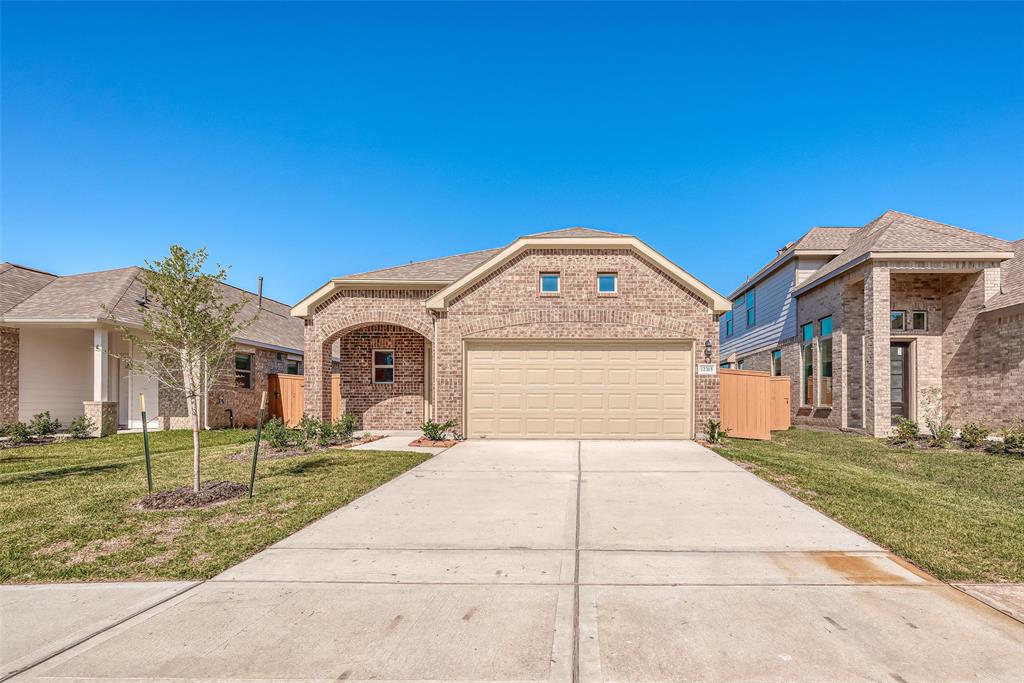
<box><xmin>113</xmin><ymin>246</ymin><xmax>256</xmax><ymax>493</ymax></box>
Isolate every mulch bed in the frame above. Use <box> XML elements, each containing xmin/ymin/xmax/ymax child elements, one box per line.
<box><xmin>0</xmin><ymin>435</ymin><xmax>72</xmax><ymax>450</ymax></box>
<box><xmin>138</xmin><ymin>480</ymin><xmax>248</xmax><ymax>510</ymax></box>
<box><xmin>408</xmin><ymin>438</ymin><xmax>458</xmax><ymax>448</ymax></box>
<box><xmin>226</xmin><ymin>434</ymin><xmax>384</xmax><ymax>461</ymax></box>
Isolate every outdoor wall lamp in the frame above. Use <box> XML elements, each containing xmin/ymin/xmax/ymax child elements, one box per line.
<box><xmin>703</xmin><ymin>339</ymin><xmax>713</xmax><ymax>362</ymax></box>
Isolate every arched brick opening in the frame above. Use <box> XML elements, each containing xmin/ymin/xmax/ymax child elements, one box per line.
<box><xmin>305</xmin><ymin>311</ymin><xmax>434</xmax><ymax>424</ymax></box>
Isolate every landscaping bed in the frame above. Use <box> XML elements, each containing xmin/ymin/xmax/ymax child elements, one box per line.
<box><xmin>0</xmin><ymin>429</ymin><xmax>431</xmax><ymax>582</ymax></box>
<box><xmin>713</xmin><ymin>428</ymin><xmax>1024</xmax><ymax>583</ymax></box>
<box><xmin>139</xmin><ymin>481</ymin><xmax>248</xmax><ymax>510</ymax></box>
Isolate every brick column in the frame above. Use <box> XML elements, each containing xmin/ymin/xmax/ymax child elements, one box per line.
<box><xmin>303</xmin><ymin>322</ymin><xmax>332</xmax><ymax>421</ymax></box>
<box><xmin>863</xmin><ymin>266</ymin><xmax>891</xmax><ymax>437</ymax></box>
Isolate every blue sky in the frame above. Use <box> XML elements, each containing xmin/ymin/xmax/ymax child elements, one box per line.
<box><xmin>2</xmin><ymin>2</ymin><xmax>1022</xmax><ymax>304</ymax></box>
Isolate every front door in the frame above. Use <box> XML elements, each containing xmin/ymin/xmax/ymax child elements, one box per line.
<box><xmin>890</xmin><ymin>343</ymin><xmax>910</xmax><ymax>423</ymax></box>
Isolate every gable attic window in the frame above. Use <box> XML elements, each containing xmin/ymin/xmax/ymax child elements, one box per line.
<box><xmin>539</xmin><ymin>272</ymin><xmax>560</xmax><ymax>294</ymax></box>
<box><xmin>597</xmin><ymin>272</ymin><xmax>618</xmax><ymax>294</ymax></box>
<box><xmin>745</xmin><ymin>290</ymin><xmax>756</xmax><ymax>327</ymax></box>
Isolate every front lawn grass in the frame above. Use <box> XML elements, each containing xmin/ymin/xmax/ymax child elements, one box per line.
<box><xmin>0</xmin><ymin>430</ymin><xmax>431</xmax><ymax>582</ymax></box>
<box><xmin>713</xmin><ymin>429</ymin><xmax>1024</xmax><ymax>583</ymax></box>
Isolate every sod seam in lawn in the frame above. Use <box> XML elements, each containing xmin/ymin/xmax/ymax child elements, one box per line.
<box><xmin>713</xmin><ymin>429</ymin><xmax>1024</xmax><ymax>583</ymax></box>
<box><xmin>0</xmin><ymin>430</ymin><xmax>431</xmax><ymax>583</ymax></box>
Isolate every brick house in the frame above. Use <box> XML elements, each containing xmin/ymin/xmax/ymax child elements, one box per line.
<box><xmin>292</xmin><ymin>228</ymin><xmax>730</xmax><ymax>439</ymax></box>
<box><xmin>0</xmin><ymin>263</ymin><xmax>304</xmax><ymax>435</ymax></box>
<box><xmin>720</xmin><ymin>211</ymin><xmax>1022</xmax><ymax>437</ymax></box>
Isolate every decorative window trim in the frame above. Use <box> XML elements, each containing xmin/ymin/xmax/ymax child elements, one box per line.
<box><xmin>372</xmin><ymin>349</ymin><xmax>395</xmax><ymax>384</ymax></box>
<box><xmin>597</xmin><ymin>272</ymin><xmax>618</xmax><ymax>295</ymax></box>
<box><xmin>539</xmin><ymin>272</ymin><xmax>561</xmax><ymax>295</ymax></box>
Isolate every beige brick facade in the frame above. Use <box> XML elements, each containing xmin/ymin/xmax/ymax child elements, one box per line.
<box><xmin>302</xmin><ymin>248</ymin><xmax>721</xmax><ymax>436</ymax></box>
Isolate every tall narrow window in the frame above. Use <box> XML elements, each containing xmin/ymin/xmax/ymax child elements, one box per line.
<box><xmin>746</xmin><ymin>290</ymin><xmax>756</xmax><ymax>327</ymax></box>
<box><xmin>724</xmin><ymin>311</ymin><xmax>733</xmax><ymax>337</ymax></box>
<box><xmin>819</xmin><ymin>316</ymin><xmax>833</xmax><ymax>406</ymax></box>
<box><xmin>771</xmin><ymin>349</ymin><xmax>782</xmax><ymax>377</ymax></box>
<box><xmin>373</xmin><ymin>349</ymin><xmax>394</xmax><ymax>384</ymax></box>
<box><xmin>235</xmin><ymin>353</ymin><xmax>253</xmax><ymax>389</ymax></box>
<box><xmin>801</xmin><ymin>323</ymin><xmax>814</xmax><ymax>405</ymax></box>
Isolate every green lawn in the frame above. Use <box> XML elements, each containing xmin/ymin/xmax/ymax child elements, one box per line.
<box><xmin>0</xmin><ymin>430</ymin><xmax>431</xmax><ymax>583</ymax></box>
<box><xmin>714</xmin><ymin>429</ymin><xmax>1024</xmax><ymax>583</ymax></box>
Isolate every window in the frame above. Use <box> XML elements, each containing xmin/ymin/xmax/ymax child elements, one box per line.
<box><xmin>912</xmin><ymin>311</ymin><xmax>928</xmax><ymax>331</ymax></box>
<box><xmin>286</xmin><ymin>359</ymin><xmax>303</xmax><ymax>375</ymax></box>
<box><xmin>724</xmin><ymin>311</ymin><xmax>733</xmax><ymax>337</ymax></box>
<box><xmin>890</xmin><ymin>310</ymin><xmax>906</xmax><ymax>331</ymax></box>
<box><xmin>372</xmin><ymin>349</ymin><xmax>394</xmax><ymax>384</ymax></box>
<box><xmin>235</xmin><ymin>353</ymin><xmax>253</xmax><ymax>389</ymax></box>
<box><xmin>745</xmin><ymin>290</ymin><xmax>756</xmax><ymax>327</ymax></box>
<box><xmin>819</xmin><ymin>316</ymin><xmax>833</xmax><ymax>406</ymax></box>
<box><xmin>720</xmin><ymin>362</ymin><xmax>732</xmax><ymax>369</ymax></box>
<box><xmin>539</xmin><ymin>272</ymin><xmax>560</xmax><ymax>294</ymax></box>
<box><xmin>597</xmin><ymin>272</ymin><xmax>617</xmax><ymax>294</ymax></box>
<box><xmin>801</xmin><ymin>323</ymin><xmax>814</xmax><ymax>405</ymax></box>
<box><xmin>737</xmin><ymin>359</ymin><xmax>746</xmax><ymax>370</ymax></box>
<box><xmin>771</xmin><ymin>349</ymin><xmax>782</xmax><ymax>377</ymax></box>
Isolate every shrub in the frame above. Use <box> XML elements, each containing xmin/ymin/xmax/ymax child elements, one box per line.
<box><xmin>28</xmin><ymin>411</ymin><xmax>61</xmax><ymax>436</ymax></box>
<box><xmin>262</xmin><ymin>417</ymin><xmax>291</xmax><ymax>449</ymax></box>
<box><xmin>421</xmin><ymin>419</ymin><xmax>456</xmax><ymax>441</ymax></box>
<box><xmin>929</xmin><ymin>423</ymin><xmax>955</xmax><ymax>449</ymax></box>
<box><xmin>1001</xmin><ymin>424</ymin><xmax>1024</xmax><ymax>451</ymax></box>
<box><xmin>705</xmin><ymin>419</ymin><xmax>728</xmax><ymax>445</ymax></box>
<box><xmin>959</xmin><ymin>422</ymin><xmax>990</xmax><ymax>449</ymax></box>
<box><xmin>921</xmin><ymin>386</ymin><xmax>956</xmax><ymax>448</ymax></box>
<box><xmin>67</xmin><ymin>415</ymin><xmax>96</xmax><ymax>439</ymax></box>
<box><xmin>335</xmin><ymin>412</ymin><xmax>357</xmax><ymax>440</ymax></box>
<box><xmin>892</xmin><ymin>417</ymin><xmax>919</xmax><ymax>445</ymax></box>
<box><xmin>5</xmin><ymin>422</ymin><xmax>31</xmax><ymax>445</ymax></box>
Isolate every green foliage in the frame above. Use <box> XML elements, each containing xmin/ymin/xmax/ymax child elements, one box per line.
<box><xmin>297</xmin><ymin>414</ymin><xmax>333</xmax><ymax>449</ymax></box>
<box><xmin>1001</xmin><ymin>424</ymin><xmax>1024</xmax><ymax>451</ymax></box>
<box><xmin>335</xmin><ymin>413</ymin><xmax>358</xmax><ymax>440</ymax></box>
<box><xmin>921</xmin><ymin>386</ymin><xmax>956</xmax><ymax>448</ymax></box>
<box><xmin>891</xmin><ymin>417</ymin><xmax>919</xmax><ymax>445</ymax></box>
<box><xmin>262</xmin><ymin>417</ymin><xmax>291</xmax><ymax>449</ymax></box>
<box><xmin>4</xmin><ymin>422</ymin><xmax>31</xmax><ymax>445</ymax></box>
<box><xmin>420</xmin><ymin>419</ymin><xmax>456</xmax><ymax>441</ymax></box>
<box><xmin>28</xmin><ymin>411</ymin><xmax>61</xmax><ymax>436</ymax></box>
<box><xmin>959</xmin><ymin>422</ymin><xmax>990</xmax><ymax>449</ymax></box>
<box><xmin>68</xmin><ymin>415</ymin><xmax>96</xmax><ymax>440</ymax></box>
<box><xmin>928</xmin><ymin>423</ymin><xmax>955</xmax><ymax>449</ymax></box>
<box><xmin>705</xmin><ymin>419</ymin><xmax>728</xmax><ymax>444</ymax></box>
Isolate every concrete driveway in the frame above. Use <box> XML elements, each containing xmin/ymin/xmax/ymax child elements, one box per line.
<box><xmin>14</xmin><ymin>440</ymin><xmax>1024</xmax><ymax>682</ymax></box>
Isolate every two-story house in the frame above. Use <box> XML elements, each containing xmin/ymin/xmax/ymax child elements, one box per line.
<box><xmin>721</xmin><ymin>211</ymin><xmax>1022</xmax><ymax>437</ymax></box>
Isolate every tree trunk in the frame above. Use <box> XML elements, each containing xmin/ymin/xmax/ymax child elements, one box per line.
<box><xmin>181</xmin><ymin>349</ymin><xmax>202</xmax><ymax>493</ymax></box>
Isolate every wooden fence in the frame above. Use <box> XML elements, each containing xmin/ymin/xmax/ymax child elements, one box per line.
<box><xmin>267</xmin><ymin>373</ymin><xmax>340</xmax><ymax>426</ymax></box>
<box><xmin>719</xmin><ymin>369</ymin><xmax>791</xmax><ymax>440</ymax></box>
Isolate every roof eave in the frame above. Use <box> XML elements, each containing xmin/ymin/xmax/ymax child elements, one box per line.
<box><xmin>291</xmin><ymin>278</ymin><xmax>451</xmax><ymax>318</ymax></box>
<box><xmin>424</xmin><ymin>236</ymin><xmax>731</xmax><ymax>313</ymax></box>
<box><xmin>726</xmin><ymin>249</ymin><xmax>844</xmax><ymax>300</ymax></box>
<box><xmin>793</xmin><ymin>250</ymin><xmax>1016</xmax><ymax>296</ymax></box>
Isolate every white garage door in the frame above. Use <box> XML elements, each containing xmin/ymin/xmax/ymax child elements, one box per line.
<box><xmin>465</xmin><ymin>340</ymin><xmax>693</xmax><ymax>439</ymax></box>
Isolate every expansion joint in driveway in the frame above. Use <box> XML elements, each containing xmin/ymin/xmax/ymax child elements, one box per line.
<box><xmin>572</xmin><ymin>440</ymin><xmax>582</xmax><ymax>683</ymax></box>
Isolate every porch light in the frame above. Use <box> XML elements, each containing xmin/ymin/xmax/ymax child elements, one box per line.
<box><xmin>703</xmin><ymin>339</ymin><xmax>713</xmax><ymax>362</ymax></box>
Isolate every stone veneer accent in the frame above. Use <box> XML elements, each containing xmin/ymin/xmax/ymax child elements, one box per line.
<box><xmin>304</xmin><ymin>248</ymin><xmax>721</xmax><ymax>436</ymax></box>
<box><xmin>0</xmin><ymin>327</ymin><xmax>18</xmax><ymax>424</ymax></box>
<box><xmin>83</xmin><ymin>401</ymin><xmax>117</xmax><ymax>437</ymax></box>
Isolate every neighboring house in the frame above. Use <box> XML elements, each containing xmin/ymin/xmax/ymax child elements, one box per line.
<box><xmin>292</xmin><ymin>228</ymin><xmax>730</xmax><ymax>439</ymax></box>
<box><xmin>0</xmin><ymin>263</ymin><xmax>304</xmax><ymax>435</ymax></box>
<box><xmin>721</xmin><ymin>211</ymin><xmax>1022</xmax><ymax>437</ymax></box>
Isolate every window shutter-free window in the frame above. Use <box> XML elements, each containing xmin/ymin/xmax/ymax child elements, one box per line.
<box><xmin>819</xmin><ymin>316</ymin><xmax>833</xmax><ymax>406</ymax></box>
<box><xmin>597</xmin><ymin>273</ymin><xmax>617</xmax><ymax>293</ymax></box>
<box><xmin>912</xmin><ymin>311</ymin><xmax>928</xmax><ymax>331</ymax></box>
<box><xmin>745</xmin><ymin>290</ymin><xmax>755</xmax><ymax>327</ymax></box>
<box><xmin>801</xmin><ymin>323</ymin><xmax>813</xmax><ymax>405</ymax></box>
<box><xmin>373</xmin><ymin>350</ymin><xmax>395</xmax><ymax>384</ymax></box>
<box><xmin>771</xmin><ymin>350</ymin><xmax>782</xmax><ymax>376</ymax></box>
<box><xmin>724</xmin><ymin>311</ymin><xmax>733</xmax><ymax>337</ymax></box>
<box><xmin>235</xmin><ymin>353</ymin><xmax>253</xmax><ymax>389</ymax></box>
<box><xmin>891</xmin><ymin>311</ymin><xmax>906</xmax><ymax>331</ymax></box>
<box><xmin>540</xmin><ymin>273</ymin><xmax>560</xmax><ymax>294</ymax></box>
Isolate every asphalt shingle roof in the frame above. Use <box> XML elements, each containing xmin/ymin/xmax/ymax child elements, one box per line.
<box><xmin>0</xmin><ymin>263</ymin><xmax>57</xmax><ymax>315</ymax></box>
<box><xmin>986</xmin><ymin>239</ymin><xmax>1024</xmax><ymax>312</ymax></box>
<box><xmin>799</xmin><ymin>211</ymin><xmax>1015</xmax><ymax>291</ymax></box>
<box><xmin>0</xmin><ymin>265</ymin><xmax>304</xmax><ymax>352</ymax></box>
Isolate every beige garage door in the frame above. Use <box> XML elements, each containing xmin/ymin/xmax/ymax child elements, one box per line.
<box><xmin>465</xmin><ymin>340</ymin><xmax>693</xmax><ymax>439</ymax></box>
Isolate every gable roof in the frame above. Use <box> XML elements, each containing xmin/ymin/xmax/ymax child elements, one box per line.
<box><xmin>728</xmin><ymin>226</ymin><xmax>858</xmax><ymax>299</ymax></box>
<box><xmin>985</xmin><ymin>239</ymin><xmax>1024</xmax><ymax>312</ymax></box>
<box><xmin>795</xmin><ymin>211</ymin><xmax>1016</xmax><ymax>295</ymax></box>
<box><xmin>1</xmin><ymin>265</ymin><xmax>304</xmax><ymax>353</ymax></box>
<box><xmin>293</xmin><ymin>226</ymin><xmax>731</xmax><ymax>316</ymax></box>
<box><xmin>0</xmin><ymin>263</ymin><xmax>58</xmax><ymax>315</ymax></box>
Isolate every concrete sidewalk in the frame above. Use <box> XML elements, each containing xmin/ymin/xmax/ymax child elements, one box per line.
<box><xmin>11</xmin><ymin>439</ymin><xmax>1024</xmax><ymax>682</ymax></box>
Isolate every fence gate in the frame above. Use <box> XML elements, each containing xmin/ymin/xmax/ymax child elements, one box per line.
<box><xmin>268</xmin><ymin>373</ymin><xmax>341</xmax><ymax>426</ymax></box>
<box><xmin>720</xmin><ymin>369</ymin><xmax>790</xmax><ymax>440</ymax></box>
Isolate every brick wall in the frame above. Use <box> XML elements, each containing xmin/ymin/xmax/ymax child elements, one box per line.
<box><xmin>337</xmin><ymin>324</ymin><xmax>424</xmax><ymax>430</ymax></box>
<box><xmin>0</xmin><ymin>327</ymin><xmax>18</xmax><ymax>424</ymax></box>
